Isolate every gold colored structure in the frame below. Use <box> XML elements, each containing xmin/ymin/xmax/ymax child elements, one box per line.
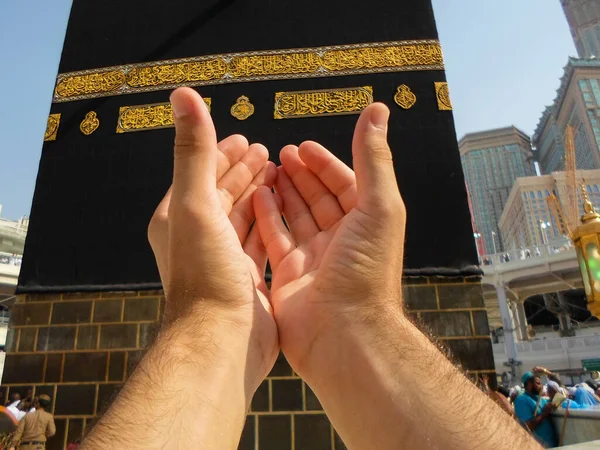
<box><xmin>394</xmin><ymin>85</ymin><xmax>417</xmax><ymax>109</ymax></box>
<box><xmin>572</xmin><ymin>186</ymin><xmax>600</xmax><ymax>318</ymax></box>
<box><xmin>230</xmin><ymin>96</ymin><xmax>255</xmax><ymax>120</ymax></box>
<box><xmin>52</xmin><ymin>40</ymin><xmax>444</xmax><ymax>102</ymax></box>
<box><xmin>44</xmin><ymin>113</ymin><xmax>61</xmax><ymax>141</ymax></box>
<box><xmin>274</xmin><ymin>86</ymin><xmax>373</xmax><ymax>119</ymax></box>
<box><xmin>80</xmin><ymin>111</ymin><xmax>100</xmax><ymax>136</ymax></box>
<box><xmin>547</xmin><ymin>125</ymin><xmax>600</xmax><ymax>318</ymax></box>
<box><xmin>565</xmin><ymin>126</ymin><xmax>579</xmax><ymax>231</ymax></box>
<box><xmin>434</xmin><ymin>82</ymin><xmax>452</xmax><ymax>111</ymax></box>
<box><xmin>116</xmin><ymin>99</ymin><xmax>212</xmax><ymax>133</ymax></box>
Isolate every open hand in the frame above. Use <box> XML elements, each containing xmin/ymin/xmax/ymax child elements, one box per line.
<box><xmin>148</xmin><ymin>87</ymin><xmax>279</xmax><ymax>386</ymax></box>
<box><xmin>253</xmin><ymin>103</ymin><xmax>406</xmax><ymax>382</ymax></box>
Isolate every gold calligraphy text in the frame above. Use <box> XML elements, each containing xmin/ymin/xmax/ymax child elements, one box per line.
<box><xmin>274</xmin><ymin>86</ymin><xmax>373</xmax><ymax>119</ymax></box>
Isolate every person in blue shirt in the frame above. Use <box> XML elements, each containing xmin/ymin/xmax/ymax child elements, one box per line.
<box><xmin>514</xmin><ymin>372</ymin><xmax>558</xmax><ymax>448</ymax></box>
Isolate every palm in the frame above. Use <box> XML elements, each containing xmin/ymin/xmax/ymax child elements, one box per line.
<box><xmin>256</xmin><ymin>105</ymin><xmax>405</xmax><ymax>376</ymax></box>
<box><xmin>257</xmin><ymin>140</ymin><xmax>378</xmax><ymax>371</ymax></box>
<box><xmin>148</xmin><ymin>129</ymin><xmax>278</xmax><ymax>373</ymax></box>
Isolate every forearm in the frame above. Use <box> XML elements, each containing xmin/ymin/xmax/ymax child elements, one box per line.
<box><xmin>307</xmin><ymin>307</ymin><xmax>540</xmax><ymax>450</ymax></box>
<box><xmin>547</xmin><ymin>372</ymin><xmax>562</xmax><ymax>386</ymax></box>
<box><xmin>527</xmin><ymin>411</ymin><xmax>551</xmax><ymax>431</ymax></box>
<box><xmin>81</xmin><ymin>311</ymin><xmax>260</xmax><ymax>450</ymax></box>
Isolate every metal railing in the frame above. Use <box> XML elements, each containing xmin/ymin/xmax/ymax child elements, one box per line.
<box><xmin>480</xmin><ymin>237</ymin><xmax>574</xmax><ymax>267</ymax></box>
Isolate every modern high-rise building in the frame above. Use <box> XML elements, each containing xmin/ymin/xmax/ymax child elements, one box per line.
<box><xmin>460</xmin><ymin>127</ymin><xmax>536</xmax><ymax>255</ymax></box>
<box><xmin>499</xmin><ymin>169</ymin><xmax>600</xmax><ymax>250</ymax></box>
<box><xmin>534</xmin><ymin>58</ymin><xmax>600</xmax><ymax>174</ymax></box>
<box><xmin>561</xmin><ymin>0</ymin><xmax>600</xmax><ymax>58</ymax></box>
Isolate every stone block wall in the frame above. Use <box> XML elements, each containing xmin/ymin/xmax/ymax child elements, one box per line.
<box><xmin>2</xmin><ymin>277</ymin><xmax>492</xmax><ymax>450</ymax></box>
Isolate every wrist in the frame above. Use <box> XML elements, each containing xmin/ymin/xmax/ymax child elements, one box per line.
<box><xmin>157</xmin><ymin>304</ymin><xmax>266</xmax><ymax>399</ymax></box>
<box><xmin>302</xmin><ymin>302</ymin><xmax>412</xmax><ymax>391</ymax></box>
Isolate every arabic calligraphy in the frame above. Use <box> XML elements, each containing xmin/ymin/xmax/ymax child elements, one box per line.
<box><xmin>274</xmin><ymin>86</ymin><xmax>373</xmax><ymax>119</ymax></box>
<box><xmin>80</xmin><ymin>111</ymin><xmax>100</xmax><ymax>135</ymax></box>
<box><xmin>230</xmin><ymin>96</ymin><xmax>255</xmax><ymax>120</ymax></box>
<box><xmin>435</xmin><ymin>82</ymin><xmax>452</xmax><ymax>111</ymax></box>
<box><xmin>53</xmin><ymin>40</ymin><xmax>444</xmax><ymax>102</ymax></box>
<box><xmin>229</xmin><ymin>53</ymin><xmax>321</xmax><ymax>78</ymax></box>
<box><xmin>44</xmin><ymin>113</ymin><xmax>61</xmax><ymax>141</ymax></box>
<box><xmin>55</xmin><ymin>70</ymin><xmax>125</xmax><ymax>99</ymax></box>
<box><xmin>116</xmin><ymin>99</ymin><xmax>212</xmax><ymax>133</ymax></box>
<box><xmin>126</xmin><ymin>60</ymin><xmax>227</xmax><ymax>87</ymax></box>
<box><xmin>394</xmin><ymin>85</ymin><xmax>417</xmax><ymax>109</ymax></box>
<box><xmin>321</xmin><ymin>44</ymin><xmax>443</xmax><ymax>72</ymax></box>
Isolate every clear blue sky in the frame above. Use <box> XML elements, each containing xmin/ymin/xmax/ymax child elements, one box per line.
<box><xmin>0</xmin><ymin>0</ymin><xmax>576</xmax><ymax>220</ymax></box>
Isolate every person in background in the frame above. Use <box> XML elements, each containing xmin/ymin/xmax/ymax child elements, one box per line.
<box><xmin>66</xmin><ymin>437</ymin><xmax>81</xmax><ymax>450</ymax></box>
<box><xmin>9</xmin><ymin>395</ymin><xmax>55</xmax><ymax>450</ymax></box>
<box><xmin>480</xmin><ymin>375</ymin><xmax>514</xmax><ymax>417</ymax></box>
<box><xmin>546</xmin><ymin>381</ymin><xmax>580</xmax><ymax>409</ymax></box>
<box><xmin>510</xmin><ymin>385</ymin><xmax>523</xmax><ymax>404</ymax></box>
<box><xmin>6</xmin><ymin>393</ymin><xmax>20</xmax><ymax>408</ymax></box>
<box><xmin>574</xmin><ymin>384</ymin><xmax>600</xmax><ymax>408</ymax></box>
<box><xmin>533</xmin><ymin>366</ymin><xmax>565</xmax><ymax>388</ymax></box>
<box><xmin>514</xmin><ymin>372</ymin><xmax>557</xmax><ymax>448</ymax></box>
<box><xmin>6</xmin><ymin>393</ymin><xmax>25</xmax><ymax>422</ymax></box>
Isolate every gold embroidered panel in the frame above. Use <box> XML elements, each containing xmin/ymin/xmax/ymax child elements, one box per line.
<box><xmin>116</xmin><ymin>99</ymin><xmax>211</xmax><ymax>133</ymax></box>
<box><xmin>44</xmin><ymin>113</ymin><xmax>61</xmax><ymax>141</ymax></box>
<box><xmin>435</xmin><ymin>82</ymin><xmax>452</xmax><ymax>111</ymax></box>
<box><xmin>394</xmin><ymin>84</ymin><xmax>417</xmax><ymax>109</ymax></box>
<box><xmin>80</xmin><ymin>111</ymin><xmax>100</xmax><ymax>136</ymax></box>
<box><xmin>54</xmin><ymin>40</ymin><xmax>443</xmax><ymax>103</ymax></box>
<box><xmin>274</xmin><ymin>86</ymin><xmax>373</xmax><ymax>119</ymax></box>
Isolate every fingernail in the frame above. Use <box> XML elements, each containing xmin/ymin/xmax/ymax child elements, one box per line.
<box><xmin>170</xmin><ymin>91</ymin><xmax>192</xmax><ymax>119</ymax></box>
<box><xmin>369</xmin><ymin>104</ymin><xmax>389</xmax><ymax>130</ymax></box>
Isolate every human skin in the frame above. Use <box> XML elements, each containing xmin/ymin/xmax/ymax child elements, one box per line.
<box><xmin>82</xmin><ymin>87</ymin><xmax>539</xmax><ymax>449</ymax></box>
<box><xmin>81</xmin><ymin>88</ymin><xmax>279</xmax><ymax>449</ymax></box>
<box><xmin>252</xmin><ymin>103</ymin><xmax>540</xmax><ymax>449</ymax></box>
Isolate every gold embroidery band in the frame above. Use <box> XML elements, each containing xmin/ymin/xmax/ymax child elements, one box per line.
<box><xmin>116</xmin><ymin>98</ymin><xmax>212</xmax><ymax>133</ymax></box>
<box><xmin>54</xmin><ymin>40</ymin><xmax>443</xmax><ymax>103</ymax></box>
<box><xmin>44</xmin><ymin>113</ymin><xmax>61</xmax><ymax>141</ymax></box>
<box><xmin>274</xmin><ymin>86</ymin><xmax>373</xmax><ymax>119</ymax></box>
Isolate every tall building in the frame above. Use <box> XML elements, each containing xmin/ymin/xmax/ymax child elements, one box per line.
<box><xmin>534</xmin><ymin>58</ymin><xmax>600</xmax><ymax>174</ymax></box>
<box><xmin>460</xmin><ymin>127</ymin><xmax>536</xmax><ymax>254</ymax></box>
<box><xmin>561</xmin><ymin>0</ymin><xmax>600</xmax><ymax>58</ymax></box>
<box><xmin>499</xmin><ymin>169</ymin><xmax>600</xmax><ymax>249</ymax></box>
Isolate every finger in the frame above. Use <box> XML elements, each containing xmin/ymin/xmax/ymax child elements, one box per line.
<box><xmin>230</xmin><ymin>161</ymin><xmax>277</xmax><ymax>243</ymax></box>
<box><xmin>170</xmin><ymin>87</ymin><xmax>217</xmax><ymax>208</ymax></box>
<box><xmin>217</xmin><ymin>134</ymin><xmax>249</xmax><ymax>180</ymax></box>
<box><xmin>274</xmin><ymin>165</ymin><xmax>320</xmax><ymax>244</ymax></box>
<box><xmin>218</xmin><ymin>143</ymin><xmax>269</xmax><ymax>213</ymax></box>
<box><xmin>254</xmin><ymin>186</ymin><xmax>296</xmax><ymax>272</ymax></box>
<box><xmin>243</xmin><ymin>225</ymin><xmax>268</xmax><ymax>276</ymax></box>
<box><xmin>297</xmin><ymin>141</ymin><xmax>357</xmax><ymax>213</ymax></box>
<box><xmin>280</xmin><ymin>145</ymin><xmax>345</xmax><ymax>231</ymax></box>
<box><xmin>147</xmin><ymin>187</ymin><xmax>172</xmax><ymax>293</ymax></box>
<box><xmin>352</xmin><ymin>103</ymin><xmax>403</xmax><ymax>213</ymax></box>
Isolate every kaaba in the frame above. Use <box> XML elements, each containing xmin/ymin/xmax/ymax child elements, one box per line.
<box><xmin>4</xmin><ymin>1</ymin><xmax>495</xmax><ymax>449</ymax></box>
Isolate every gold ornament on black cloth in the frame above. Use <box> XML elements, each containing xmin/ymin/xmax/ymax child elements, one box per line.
<box><xmin>274</xmin><ymin>86</ymin><xmax>373</xmax><ymax>119</ymax></box>
<box><xmin>231</xmin><ymin>96</ymin><xmax>255</xmax><ymax>120</ymax></box>
<box><xmin>44</xmin><ymin>113</ymin><xmax>61</xmax><ymax>141</ymax></box>
<box><xmin>80</xmin><ymin>111</ymin><xmax>100</xmax><ymax>135</ymax></box>
<box><xmin>434</xmin><ymin>82</ymin><xmax>452</xmax><ymax>111</ymax></box>
<box><xmin>394</xmin><ymin>85</ymin><xmax>417</xmax><ymax>109</ymax></box>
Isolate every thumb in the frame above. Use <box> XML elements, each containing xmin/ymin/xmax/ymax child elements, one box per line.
<box><xmin>170</xmin><ymin>87</ymin><xmax>218</xmax><ymax>205</ymax></box>
<box><xmin>352</xmin><ymin>103</ymin><xmax>402</xmax><ymax>213</ymax></box>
